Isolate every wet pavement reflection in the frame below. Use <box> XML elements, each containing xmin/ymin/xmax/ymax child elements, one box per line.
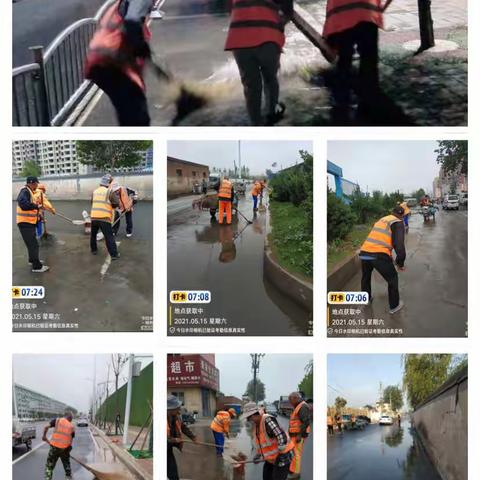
<box><xmin>328</xmin><ymin>423</ymin><xmax>442</xmax><ymax>480</ymax></box>
<box><xmin>168</xmin><ymin>193</ymin><xmax>312</xmax><ymax>335</ymax></box>
<box><xmin>12</xmin><ymin>201</ymin><xmax>153</xmax><ymax>332</ymax></box>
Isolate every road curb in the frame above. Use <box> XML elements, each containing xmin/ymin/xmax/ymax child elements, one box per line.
<box><xmin>90</xmin><ymin>425</ymin><xmax>153</xmax><ymax>480</ymax></box>
<box><xmin>327</xmin><ymin>251</ymin><xmax>360</xmax><ymax>292</ymax></box>
<box><xmin>263</xmin><ymin>233</ymin><xmax>313</xmax><ymax>312</ymax></box>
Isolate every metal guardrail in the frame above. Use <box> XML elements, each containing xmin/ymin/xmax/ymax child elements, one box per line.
<box><xmin>12</xmin><ymin>0</ymin><xmax>116</xmax><ymax>126</ymax></box>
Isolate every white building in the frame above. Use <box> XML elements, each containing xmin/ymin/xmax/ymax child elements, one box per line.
<box><xmin>12</xmin><ymin>140</ymin><xmax>153</xmax><ymax>177</ymax></box>
<box><xmin>14</xmin><ymin>383</ymin><xmax>77</xmax><ymax>420</ymax></box>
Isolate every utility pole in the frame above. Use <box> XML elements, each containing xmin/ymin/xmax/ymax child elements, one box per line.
<box><xmin>238</xmin><ymin>141</ymin><xmax>242</xmax><ymax>179</ymax></box>
<box><xmin>250</xmin><ymin>354</ymin><xmax>265</xmax><ymax>402</ymax></box>
<box><xmin>123</xmin><ymin>354</ymin><xmax>134</xmax><ymax>446</ymax></box>
<box><xmin>92</xmin><ymin>355</ymin><xmax>97</xmax><ymax>422</ymax></box>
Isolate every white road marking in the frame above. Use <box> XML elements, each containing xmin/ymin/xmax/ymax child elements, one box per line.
<box><xmin>12</xmin><ymin>441</ymin><xmax>46</xmax><ymax>465</ymax></box>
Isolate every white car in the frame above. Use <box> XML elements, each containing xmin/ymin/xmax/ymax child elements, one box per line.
<box><xmin>379</xmin><ymin>415</ymin><xmax>394</xmax><ymax>425</ymax></box>
<box><xmin>442</xmin><ymin>194</ymin><xmax>459</xmax><ymax>210</ymax></box>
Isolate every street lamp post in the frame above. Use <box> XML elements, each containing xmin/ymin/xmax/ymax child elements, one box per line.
<box><xmin>122</xmin><ymin>354</ymin><xmax>134</xmax><ymax>446</ymax></box>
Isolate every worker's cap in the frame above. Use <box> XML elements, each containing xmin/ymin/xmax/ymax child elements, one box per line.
<box><xmin>392</xmin><ymin>205</ymin><xmax>405</xmax><ymax>216</ymax></box>
<box><xmin>110</xmin><ymin>182</ymin><xmax>120</xmax><ymax>192</ymax></box>
<box><xmin>26</xmin><ymin>176</ymin><xmax>39</xmax><ymax>184</ymax></box>
<box><xmin>100</xmin><ymin>174</ymin><xmax>113</xmax><ymax>187</ymax></box>
<box><xmin>228</xmin><ymin>408</ymin><xmax>237</xmax><ymax>417</ymax></box>
<box><xmin>37</xmin><ymin>183</ymin><xmax>46</xmax><ymax>192</ymax></box>
<box><xmin>240</xmin><ymin>402</ymin><xmax>261</xmax><ymax>420</ymax></box>
<box><xmin>167</xmin><ymin>395</ymin><xmax>182</xmax><ymax>410</ymax></box>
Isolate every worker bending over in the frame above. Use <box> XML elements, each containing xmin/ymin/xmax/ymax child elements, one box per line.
<box><xmin>242</xmin><ymin>402</ymin><xmax>295</xmax><ymax>480</ymax></box>
<box><xmin>210</xmin><ymin>408</ymin><xmax>237</xmax><ymax>457</ymax></box>
<box><xmin>167</xmin><ymin>395</ymin><xmax>198</xmax><ymax>480</ymax></box>
<box><xmin>111</xmin><ymin>183</ymin><xmax>137</xmax><ymax>237</ymax></box>
<box><xmin>217</xmin><ymin>176</ymin><xmax>234</xmax><ymax>225</ymax></box>
<box><xmin>33</xmin><ymin>184</ymin><xmax>56</xmax><ymax>238</ymax></box>
<box><xmin>288</xmin><ymin>392</ymin><xmax>312</xmax><ymax>478</ymax></box>
<box><xmin>85</xmin><ymin>0</ymin><xmax>154</xmax><ymax>126</ymax></box>
<box><xmin>225</xmin><ymin>0</ymin><xmax>293</xmax><ymax>125</ymax></box>
<box><xmin>90</xmin><ymin>174</ymin><xmax>120</xmax><ymax>259</ymax></box>
<box><xmin>359</xmin><ymin>205</ymin><xmax>406</xmax><ymax>314</ymax></box>
<box><xmin>16</xmin><ymin>176</ymin><xmax>49</xmax><ymax>273</ymax></box>
<box><xmin>43</xmin><ymin>410</ymin><xmax>75</xmax><ymax>480</ymax></box>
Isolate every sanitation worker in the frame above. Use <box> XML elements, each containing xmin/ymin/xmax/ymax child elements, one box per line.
<box><xmin>16</xmin><ymin>176</ymin><xmax>49</xmax><ymax>273</ymax></box>
<box><xmin>288</xmin><ymin>392</ymin><xmax>311</xmax><ymax>478</ymax></box>
<box><xmin>43</xmin><ymin>410</ymin><xmax>75</xmax><ymax>480</ymax></box>
<box><xmin>217</xmin><ymin>175</ymin><xmax>234</xmax><ymax>225</ymax></box>
<box><xmin>241</xmin><ymin>402</ymin><xmax>295</xmax><ymax>480</ymax></box>
<box><xmin>251</xmin><ymin>180</ymin><xmax>262</xmax><ymax>211</ymax></box>
<box><xmin>85</xmin><ymin>0</ymin><xmax>154</xmax><ymax>126</ymax></box>
<box><xmin>359</xmin><ymin>205</ymin><xmax>406</xmax><ymax>314</ymax></box>
<box><xmin>210</xmin><ymin>408</ymin><xmax>237</xmax><ymax>457</ymax></box>
<box><xmin>33</xmin><ymin>183</ymin><xmax>56</xmax><ymax>238</ymax></box>
<box><xmin>224</xmin><ymin>0</ymin><xmax>293</xmax><ymax>125</ymax></box>
<box><xmin>323</xmin><ymin>0</ymin><xmax>393</xmax><ymax>114</ymax></box>
<box><xmin>167</xmin><ymin>395</ymin><xmax>198</xmax><ymax>480</ymax></box>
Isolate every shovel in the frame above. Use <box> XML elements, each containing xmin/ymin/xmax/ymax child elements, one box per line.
<box><xmin>70</xmin><ymin>455</ymin><xmax>129</xmax><ymax>480</ymax></box>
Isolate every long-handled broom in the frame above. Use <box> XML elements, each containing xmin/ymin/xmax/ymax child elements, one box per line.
<box><xmin>70</xmin><ymin>455</ymin><xmax>130</xmax><ymax>480</ymax></box>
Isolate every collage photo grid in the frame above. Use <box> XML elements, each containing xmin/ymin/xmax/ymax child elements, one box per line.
<box><xmin>2</xmin><ymin>0</ymin><xmax>476</xmax><ymax>479</ymax></box>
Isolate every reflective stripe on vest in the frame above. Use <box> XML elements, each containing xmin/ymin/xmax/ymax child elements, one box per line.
<box><xmin>225</xmin><ymin>0</ymin><xmax>285</xmax><ymax>50</ymax></box>
<box><xmin>16</xmin><ymin>187</ymin><xmax>38</xmax><ymax>225</ymax></box>
<box><xmin>254</xmin><ymin>414</ymin><xmax>295</xmax><ymax>462</ymax></box>
<box><xmin>50</xmin><ymin>418</ymin><xmax>74</xmax><ymax>449</ymax></box>
<box><xmin>361</xmin><ymin>215</ymin><xmax>401</xmax><ymax>256</ymax></box>
<box><xmin>86</xmin><ymin>0</ymin><xmax>151</xmax><ymax>90</ymax></box>
<box><xmin>91</xmin><ymin>186</ymin><xmax>113</xmax><ymax>221</ymax></box>
<box><xmin>210</xmin><ymin>411</ymin><xmax>230</xmax><ymax>433</ymax></box>
<box><xmin>289</xmin><ymin>401</ymin><xmax>310</xmax><ymax>434</ymax></box>
<box><xmin>218</xmin><ymin>180</ymin><xmax>233</xmax><ymax>199</ymax></box>
<box><xmin>323</xmin><ymin>0</ymin><xmax>383</xmax><ymax>38</ymax></box>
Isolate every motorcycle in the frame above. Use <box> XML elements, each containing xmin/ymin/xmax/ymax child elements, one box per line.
<box><xmin>421</xmin><ymin>204</ymin><xmax>437</xmax><ymax>222</ymax></box>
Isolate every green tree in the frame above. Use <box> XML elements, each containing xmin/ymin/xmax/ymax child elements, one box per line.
<box><xmin>382</xmin><ymin>385</ymin><xmax>404</xmax><ymax>412</ymax></box>
<box><xmin>327</xmin><ymin>191</ymin><xmax>356</xmax><ymax>242</ymax></box>
<box><xmin>298</xmin><ymin>360</ymin><xmax>313</xmax><ymax>398</ymax></box>
<box><xmin>76</xmin><ymin>140</ymin><xmax>153</xmax><ymax>171</ymax></box>
<box><xmin>244</xmin><ymin>379</ymin><xmax>266</xmax><ymax>402</ymax></box>
<box><xmin>20</xmin><ymin>160</ymin><xmax>41</xmax><ymax>178</ymax></box>
<box><xmin>412</xmin><ymin>188</ymin><xmax>426</xmax><ymax>202</ymax></box>
<box><xmin>402</xmin><ymin>354</ymin><xmax>452</xmax><ymax>409</ymax></box>
<box><xmin>335</xmin><ymin>397</ymin><xmax>347</xmax><ymax>413</ymax></box>
<box><xmin>449</xmin><ymin>354</ymin><xmax>468</xmax><ymax>376</ymax></box>
<box><xmin>435</xmin><ymin>140</ymin><xmax>468</xmax><ymax>175</ymax></box>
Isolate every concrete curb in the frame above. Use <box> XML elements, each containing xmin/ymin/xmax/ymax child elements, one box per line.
<box><xmin>90</xmin><ymin>425</ymin><xmax>153</xmax><ymax>480</ymax></box>
<box><xmin>263</xmin><ymin>233</ymin><xmax>313</xmax><ymax>312</ymax></box>
<box><xmin>327</xmin><ymin>251</ymin><xmax>361</xmax><ymax>292</ymax></box>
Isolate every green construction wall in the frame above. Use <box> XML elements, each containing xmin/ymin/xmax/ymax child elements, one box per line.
<box><xmin>96</xmin><ymin>362</ymin><xmax>153</xmax><ymax>427</ymax></box>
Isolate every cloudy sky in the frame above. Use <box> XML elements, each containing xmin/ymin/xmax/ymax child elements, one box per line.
<box><xmin>327</xmin><ymin>354</ymin><xmax>403</xmax><ymax>408</ymax></box>
<box><xmin>13</xmin><ymin>354</ymin><xmax>152</xmax><ymax>412</ymax></box>
<box><xmin>216</xmin><ymin>354</ymin><xmax>312</xmax><ymax>402</ymax></box>
<box><xmin>328</xmin><ymin>140</ymin><xmax>441</xmax><ymax>194</ymax></box>
<box><xmin>168</xmin><ymin>140</ymin><xmax>312</xmax><ymax>176</ymax></box>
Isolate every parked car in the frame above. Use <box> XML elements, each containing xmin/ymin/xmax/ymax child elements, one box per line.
<box><xmin>442</xmin><ymin>194</ymin><xmax>460</xmax><ymax>210</ymax></box>
<box><xmin>181</xmin><ymin>411</ymin><xmax>196</xmax><ymax>425</ymax></box>
<box><xmin>77</xmin><ymin>418</ymin><xmax>89</xmax><ymax>427</ymax></box>
<box><xmin>354</xmin><ymin>418</ymin><xmax>368</xmax><ymax>430</ymax></box>
<box><xmin>459</xmin><ymin>192</ymin><xmax>468</xmax><ymax>207</ymax></box>
<box><xmin>357</xmin><ymin>415</ymin><xmax>371</xmax><ymax>424</ymax></box>
<box><xmin>264</xmin><ymin>403</ymin><xmax>278</xmax><ymax>417</ymax></box>
<box><xmin>12</xmin><ymin>419</ymin><xmax>36</xmax><ymax>450</ymax></box>
<box><xmin>379</xmin><ymin>415</ymin><xmax>394</xmax><ymax>425</ymax></box>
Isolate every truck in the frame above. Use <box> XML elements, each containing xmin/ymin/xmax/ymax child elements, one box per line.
<box><xmin>278</xmin><ymin>396</ymin><xmax>293</xmax><ymax>416</ymax></box>
<box><xmin>12</xmin><ymin>418</ymin><xmax>36</xmax><ymax>451</ymax></box>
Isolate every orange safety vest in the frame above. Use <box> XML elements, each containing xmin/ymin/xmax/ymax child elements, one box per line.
<box><xmin>224</xmin><ymin>0</ymin><xmax>285</xmax><ymax>51</ymax></box>
<box><xmin>251</xmin><ymin>182</ymin><xmax>262</xmax><ymax>196</ymax></box>
<box><xmin>50</xmin><ymin>418</ymin><xmax>74</xmax><ymax>449</ymax></box>
<box><xmin>400</xmin><ymin>202</ymin><xmax>411</xmax><ymax>216</ymax></box>
<box><xmin>119</xmin><ymin>187</ymin><xmax>133</xmax><ymax>212</ymax></box>
<box><xmin>210</xmin><ymin>411</ymin><xmax>231</xmax><ymax>434</ymax></box>
<box><xmin>327</xmin><ymin>415</ymin><xmax>334</xmax><ymax>426</ymax></box>
<box><xmin>16</xmin><ymin>187</ymin><xmax>38</xmax><ymax>225</ymax></box>
<box><xmin>85</xmin><ymin>0</ymin><xmax>152</xmax><ymax>91</ymax></box>
<box><xmin>323</xmin><ymin>0</ymin><xmax>383</xmax><ymax>38</ymax></box>
<box><xmin>218</xmin><ymin>180</ymin><xmax>233</xmax><ymax>200</ymax></box>
<box><xmin>91</xmin><ymin>186</ymin><xmax>114</xmax><ymax>221</ymax></box>
<box><xmin>289</xmin><ymin>401</ymin><xmax>311</xmax><ymax>435</ymax></box>
<box><xmin>361</xmin><ymin>214</ymin><xmax>402</xmax><ymax>257</ymax></box>
<box><xmin>254</xmin><ymin>414</ymin><xmax>295</xmax><ymax>463</ymax></box>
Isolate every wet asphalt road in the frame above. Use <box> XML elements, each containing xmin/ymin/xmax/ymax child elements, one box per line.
<box><xmin>13</xmin><ymin>426</ymin><xmax>95</xmax><ymax>480</ymax></box>
<box><xmin>167</xmin><ymin>193</ymin><xmax>312</xmax><ymax>336</ymax></box>
<box><xmin>328</xmin><ymin>208</ymin><xmax>468</xmax><ymax>337</ymax></box>
<box><xmin>328</xmin><ymin>423</ymin><xmax>441</xmax><ymax>480</ymax></box>
<box><xmin>13</xmin><ymin>0</ymin><xmax>106</xmax><ymax>67</ymax></box>
<box><xmin>12</xmin><ymin>201</ymin><xmax>153</xmax><ymax>332</ymax></box>
<box><xmin>175</xmin><ymin>415</ymin><xmax>313</xmax><ymax>480</ymax></box>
